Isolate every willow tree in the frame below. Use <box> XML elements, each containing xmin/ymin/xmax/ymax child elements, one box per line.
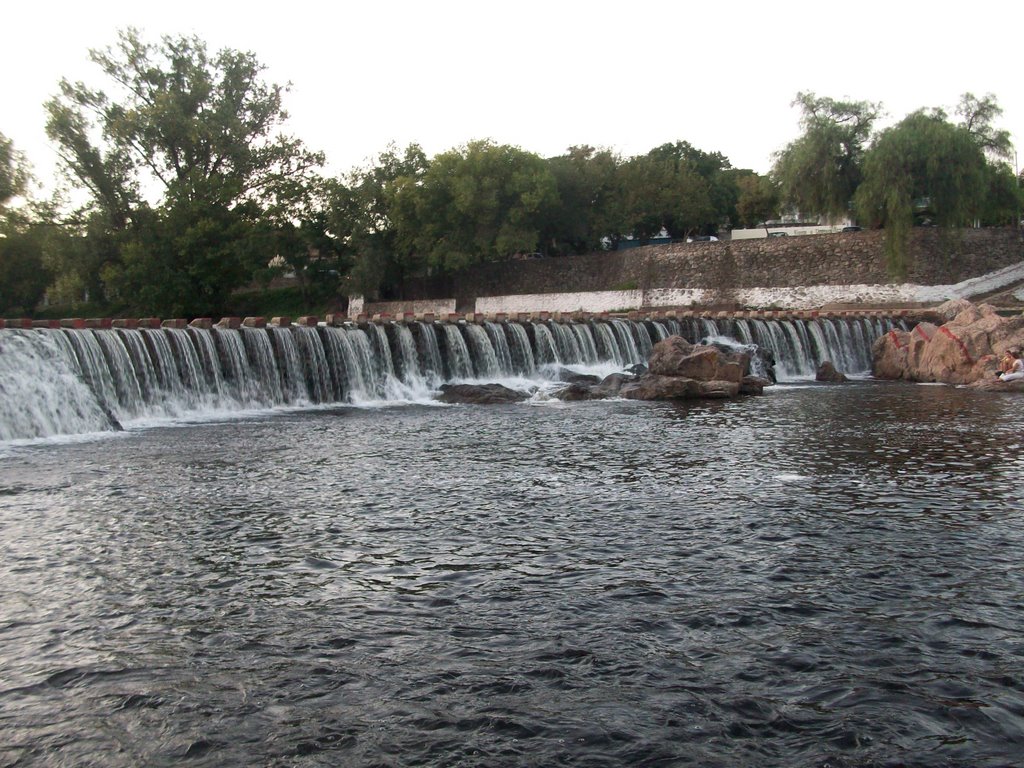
<box><xmin>855</xmin><ymin>110</ymin><xmax>988</xmax><ymax>278</ymax></box>
<box><xmin>772</xmin><ymin>92</ymin><xmax>882</xmax><ymax>221</ymax></box>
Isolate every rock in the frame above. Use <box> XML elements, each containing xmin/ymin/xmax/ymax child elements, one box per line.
<box><xmin>625</xmin><ymin>363</ymin><xmax>648</xmax><ymax>376</ymax></box>
<box><xmin>554</xmin><ymin>368</ymin><xmax>601</xmax><ymax>385</ymax></box>
<box><xmin>437</xmin><ymin>383</ymin><xmax>530</xmax><ymax>405</ymax></box>
<box><xmin>739</xmin><ymin>375</ymin><xmax>772</xmax><ymax>395</ymax></box>
<box><xmin>970</xmin><ymin>377</ymin><xmax>1024</xmax><ymax>392</ymax></box>
<box><xmin>552</xmin><ymin>382</ymin><xmax>597</xmax><ymax>401</ymax></box>
<box><xmin>620</xmin><ymin>373</ymin><xmax>702</xmax><ymax>400</ymax></box>
<box><xmin>815</xmin><ymin>361</ymin><xmax>848</xmax><ymax>382</ymax></box>
<box><xmin>873</xmin><ymin>299</ymin><xmax>1024</xmax><ymax>387</ymax></box>
<box><xmin>593</xmin><ymin>372</ymin><xmax>637</xmax><ymax>398</ymax></box>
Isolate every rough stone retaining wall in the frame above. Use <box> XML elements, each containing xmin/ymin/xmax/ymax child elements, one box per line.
<box><xmin>470</xmin><ymin>260</ymin><xmax>1024</xmax><ymax>315</ymax></box>
<box><xmin>395</xmin><ymin>228</ymin><xmax>1023</xmax><ymax>306</ymax></box>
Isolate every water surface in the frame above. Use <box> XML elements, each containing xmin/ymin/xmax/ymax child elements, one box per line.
<box><xmin>1</xmin><ymin>382</ymin><xmax>1022</xmax><ymax>766</ymax></box>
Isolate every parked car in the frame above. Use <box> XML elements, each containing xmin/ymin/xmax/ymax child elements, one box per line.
<box><xmin>767</xmin><ymin>232</ymin><xmax>787</xmax><ymax>238</ymax></box>
<box><xmin>841</xmin><ymin>226</ymin><xmax>862</xmax><ymax>233</ymax></box>
<box><xmin>686</xmin><ymin>235</ymin><xmax>719</xmax><ymax>242</ymax></box>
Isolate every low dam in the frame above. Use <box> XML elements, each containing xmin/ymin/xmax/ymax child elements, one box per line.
<box><xmin>0</xmin><ymin>311</ymin><xmax>908</xmax><ymax>441</ymax></box>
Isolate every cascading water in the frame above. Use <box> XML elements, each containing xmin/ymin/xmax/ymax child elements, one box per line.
<box><xmin>504</xmin><ymin>323</ymin><xmax>536</xmax><ymax>377</ymax></box>
<box><xmin>439</xmin><ymin>324</ymin><xmax>475</xmax><ymax>380</ymax></box>
<box><xmin>0</xmin><ymin>315</ymin><xmax>899</xmax><ymax>440</ymax></box>
<box><xmin>463</xmin><ymin>324</ymin><xmax>502</xmax><ymax>379</ymax></box>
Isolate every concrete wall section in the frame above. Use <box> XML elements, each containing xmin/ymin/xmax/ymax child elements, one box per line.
<box><xmin>352</xmin><ymin>297</ymin><xmax>457</xmax><ymax>319</ymax></box>
<box><xmin>397</xmin><ymin>229</ymin><xmax>1023</xmax><ymax>303</ymax></box>
<box><xmin>469</xmin><ymin>260</ymin><xmax>1024</xmax><ymax>314</ymax></box>
<box><xmin>475</xmin><ymin>291</ymin><xmax>646</xmax><ymax>314</ymax></box>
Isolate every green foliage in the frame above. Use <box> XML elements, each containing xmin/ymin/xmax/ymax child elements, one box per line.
<box><xmin>392</xmin><ymin>140</ymin><xmax>557</xmax><ymax>272</ymax></box>
<box><xmin>957</xmin><ymin>92</ymin><xmax>1013</xmax><ymax>161</ymax></box>
<box><xmin>0</xmin><ymin>133</ymin><xmax>31</xmax><ymax>211</ymax></box>
<box><xmin>0</xmin><ymin>221</ymin><xmax>53</xmax><ymax>314</ymax></box>
<box><xmin>734</xmin><ymin>173</ymin><xmax>780</xmax><ymax>228</ymax></box>
<box><xmin>43</xmin><ymin>28</ymin><xmax>325</xmax><ymax>316</ymax></box>
<box><xmin>772</xmin><ymin>92</ymin><xmax>881</xmax><ymax>220</ymax></box>
<box><xmin>855</xmin><ymin>110</ymin><xmax>989</xmax><ymax>278</ymax></box>
<box><xmin>541</xmin><ymin>145</ymin><xmax>622</xmax><ymax>255</ymax></box>
<box><xmin>618</xmin><ymin>148</ymin><xmax>713</xmax><ymax>241</ymax></box>
<box><xmin>328</xmin><ymin>143</ymin><xmax>428</xmax><ymax>299</ymax></box>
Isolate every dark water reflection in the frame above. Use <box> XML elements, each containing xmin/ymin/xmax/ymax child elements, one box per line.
<box><xmin>2</xmin><ymin>381</ymin><xmax>1023</xmax><ymax>766</ymax></box>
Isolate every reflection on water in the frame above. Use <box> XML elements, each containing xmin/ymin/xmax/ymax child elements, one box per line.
<box><xmin>1</xmin><ymin>381</ymin><xmax>1023</xmax><ymax>766</ymax></box>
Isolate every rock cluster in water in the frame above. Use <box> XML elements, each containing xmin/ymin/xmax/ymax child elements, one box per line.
<box><xmin>434</xmin><ymin>336</ymin><xmax>774</xmax><ymax>405</ymax></box>
<box><xmin>872</xmin><ymin>299</ymin><xmax>1024</xmax><ymax>390</ymax></box>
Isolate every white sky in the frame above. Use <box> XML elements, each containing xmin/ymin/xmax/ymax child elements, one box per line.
<box><xmin>4</xmin><ymin>0</ymin><xmax>1022</xmax><ymax>195</ymax></box>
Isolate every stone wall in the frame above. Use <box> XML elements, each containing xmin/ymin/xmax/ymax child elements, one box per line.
<box><xmin>398</xmin><ymin>228</ymin><xmax>1023</xmax><ymax>305</ymax></box>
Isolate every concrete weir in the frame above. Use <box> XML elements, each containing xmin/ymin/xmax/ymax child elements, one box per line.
<box><xmin>1</xmin><ymin>307</ymin><xmax>922</xmax><ymax>332</ymax></box>
<box><xmin>0</xmin><ymin>310</ymin><xmax>910</xmax><ymax>440</ymax></box>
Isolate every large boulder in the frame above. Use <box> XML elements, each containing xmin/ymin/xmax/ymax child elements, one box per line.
<box><xmin>437</xmin><ymin>383</ymin><xmax>530</xmax><ymax>404</ymax></box>
<box><xmin>873</xmin><ymin>300</ymin><xmax>1024</xmax><ymax>386</ymax></box>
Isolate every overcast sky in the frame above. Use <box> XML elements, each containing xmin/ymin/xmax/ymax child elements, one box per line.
<box><xmin>5</xmin><ymin>0</ymin><xmax>1021</xmax><ymax>194</ymax></box>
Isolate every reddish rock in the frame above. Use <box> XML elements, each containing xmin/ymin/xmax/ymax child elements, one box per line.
<box><xmin>873</xmin><ymin>301</ymin><xmax>1024</xmax><ymax>386</ymax></box>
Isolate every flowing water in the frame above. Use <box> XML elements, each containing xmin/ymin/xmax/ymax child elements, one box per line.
<box><xmin>1</xmin><ymin>382</ymin><xmax>1022</xmax><ymax>767</ymax></box>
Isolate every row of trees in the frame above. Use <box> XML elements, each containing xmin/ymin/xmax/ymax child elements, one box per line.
<box><xmin>1</xmin><ymin>29</ymin><xmax>1018</xmax><ymax>316</ymax></box>
<box><xmin>773</xmin><ymin>92</ymin><xmax>1019</xmax><ymax>275</ymax></box>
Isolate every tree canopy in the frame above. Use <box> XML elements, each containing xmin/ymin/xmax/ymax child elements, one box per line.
<box><xmin>855</xmin><ymin>110</ymin><xmax>990</xmax><ymax>277</ymax></box>
<box><xmin>43</xmin><ymin>29</ymin><xmax>323</xmax><ymax>315</ymax></box>
<box><xmin>3</xmin><ymin>32</ymin><xmax>1019</xmax><ymax>315</ymax></box>
<box><xmin>772</xmin><ymin>92</ymin><xmax>882</xmax><ymax>220</ymax></box>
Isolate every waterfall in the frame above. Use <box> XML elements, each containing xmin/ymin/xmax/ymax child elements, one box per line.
<box><xmin>61</xmin><ymin>329</ymin><xmax>121</xmax><ymax>413</ymax></box>
<box><xmin>94</xmin><ymin>329</ymin><xmax>145</xmax><ymax>418</ymax></box>
<box><xmin>0</xmin><ymin>330</ymin><xmax>114</xmax><ymax>440</ymax></box>
<box><xmin>413</xmin><ymin>322</ymin><xmax>445</xmax><ymax>388</ymax></box>
<box><xmin>484</xmin><ymin>322</ymin><xmax>515</xmax><ymax>376</ymax></box>
<box><xmin>1</xmin><ymin>315</ymin><xmax>896</xmax><ymax>440</ymax></box>
<box><xmin>241</xmin><ymin>328</ymin><xmax>285</xmax><ymax>404</ymax></box>
<box><xmin>504</xmin><ymin>323</ymin><xmax>536</xmax><ymax>376</ymax></box>
<box><xmin>440</xmin><ymin>324</ymin><xmax>474</xmax><ymax>380</ymax></box>
<box><xmin>463</xmin><ymin>324</ymin><xmax>501</xmax><ymax>379</ymax></box>
<box><xmin>570</xmin><ymin>324</ymin><xmax>599</xmax><ymax>365</ymax></box>
<box><xmin>292</xmin><ymin>326</ymin><xmax>332</xmax><ymax>404</ymax></box>
<box><xmin>610</xmin><ymin>320</ymin><xmax>643</xmax><ymax>366</ymax></box>
<box><xmin>550</xmin><ymin>322</ymin><xmax>583</xmax><ymax>365</ymax></box>
<box><xmin>592</xmin><ymin>322</ymin><xmax>624</xmax><ymax>366</ymax></box>
<box><xmin>531</xmin><ymin>324</ymin><xmax>560</xmax><ymax>366</ymax></box>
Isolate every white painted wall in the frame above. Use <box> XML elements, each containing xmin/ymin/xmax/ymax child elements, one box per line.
<box><xmin>471</xmin><ymin>261</ymin><xmax>1024</xmax><ymax>313</ymax></box>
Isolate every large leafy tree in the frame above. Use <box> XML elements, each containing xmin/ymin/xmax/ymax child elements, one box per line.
<box><xmin>772</xmin><ymin>92</ymin><xmax>882</xmax><ymax>220</ymax></box>
<box><xmin>734</xmin><ymin>173</ymin><xmax>780</xmax><ymax>228</ymax></box>
<box><xmin>44</xmin><ymin>29</ymin><xmax>324</xmax><ymax>315</ymax></box>
<box><xmin>329</xmin><ymin>143</ymin><xmax>429</xmax><ymax>299</ymax></box>
<box><xmin>855</xmin><ymin>109</ymin><xmax>989</xmax><ymax>277</ymax></box>
<box><xmin>541</xmin><ymin>145</ymin><xmax>622</xmax><ymax>255</ymax></box>
<box><xmin>0</xmin><ymin>134</ymin><xmax>53</xmax><ymax>315</ymax></box>
<box><xmin>617</xmin><ymin>149</ymin><xmax>713</xmax><ymax>241</ymax></box>
<box><xmin>392</xmin><ymin>140</ymin><xmax>557</xmax><ymax>273</ymax></box>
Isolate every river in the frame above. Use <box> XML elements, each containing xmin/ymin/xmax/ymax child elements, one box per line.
<box><xmin>1</xmin><ymin>380</ymin><xmax>1022</xmax><ymax>766</ymax></box>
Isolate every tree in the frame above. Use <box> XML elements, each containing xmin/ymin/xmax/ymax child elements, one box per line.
<box><xmin>617</xmin><ymin>151</ymin><xmax>713</xmax><ymax>241</ymax></box>
<box><xmin>329</xmin><ymin>143</ymin><xmax>429</xmax><ymax>298</ymax></box>
<box><xmin>541</xmin><ymin>145</ymin><xmax>622</xmax><ymax>255</ymax></box>
<box><xmin>956</xmin><ymin>92</ymin><xmax>1013</xmax><ymax>161</ymax></box>
<box><xmin>0</xmin><ymin>222</ymin><xmax>54</xmax><ymax>315</ymax></box>
<box><xmin>44</xmin><ymin>29</ymin><xmax>324</xmax><ymax>315</ymax></box>
<box><xmin>855</xmin><ymin>110</ymin><xmax>989</xmax><ymax>277</ymax></box>
<box><xmin>772</xmin><ymin>92</ymin><xmax>882</xmax><ymax>220</ymax></box>
<box><xmin>735</xmin><ymin>173</ymin><xmax>780</xmax><ymax>228</ymax></box>
<box><xmin>0</xmin><ymin>132</ymin><xmax>31</xmax><ymax>212</ymax></box>
<box><xmin>392</xmin><ymin>141</ymin><xmax>557</xmax><ymax>273</ymax></box>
